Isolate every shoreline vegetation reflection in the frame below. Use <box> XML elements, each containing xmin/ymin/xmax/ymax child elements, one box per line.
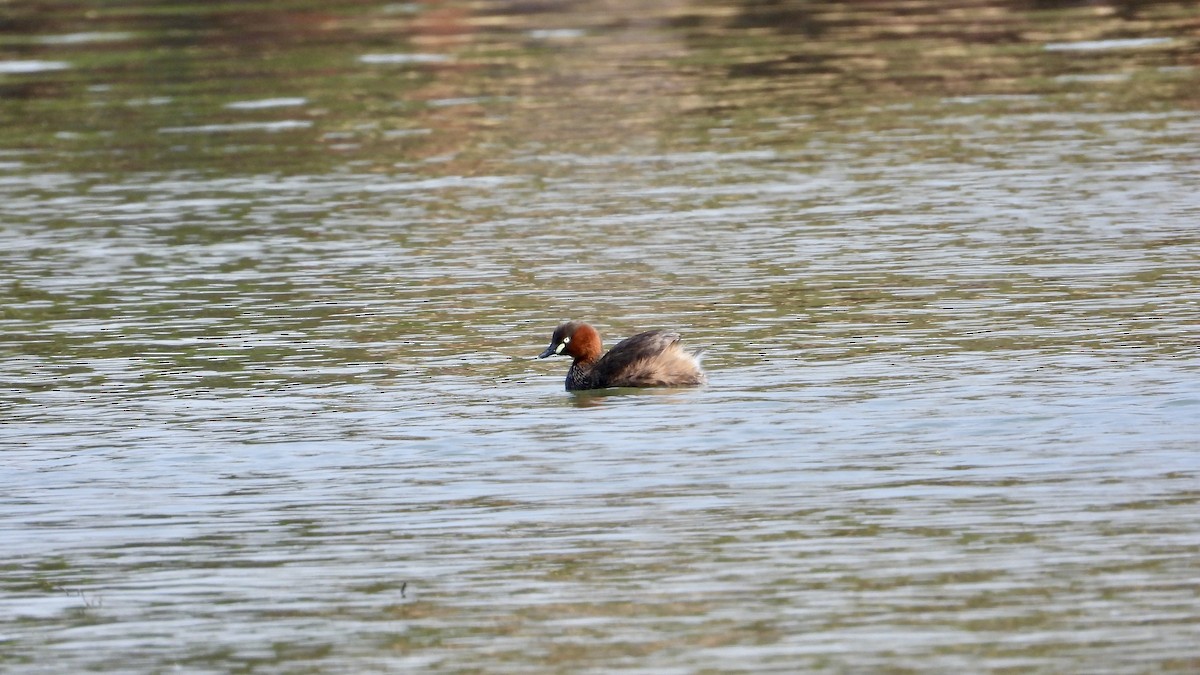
<box><xmin>0</xmin><ymin>0</ymin><xmax>1195</xmax><ymax>175</ymax></box>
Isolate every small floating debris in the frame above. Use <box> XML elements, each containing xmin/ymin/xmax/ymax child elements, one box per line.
<box><xmin>126</xmin><ymin>96</ymin><xmax>173</xmax><ymax>107</ymax></box>
<box><xmin>427</xmin><ymin>96</ymin><xmax>510</xmax><ymax>108</ymax></box>
<box><xmin>942</xmin><ymin>94</ymin><xmax>1044</xmax><ymax>105</ymax></box>
<box><xmin>1044</xmin><ymin>37</ymin><xmax>1172</xmax><ymax>52</ymax></box>
<box><xmin>36</xmin><ymin>32</ymin><xmax>133</xmax><ymax>45</ymax></box>
<box><xmin>381</xmin><ymin>3</ymin><xmax>423</xmax><ymax>14</ymax></box>
<box><xmin>0</xmin><ymin>60</ymin><xmax>70</xmax><ymax>74</ymax></box>
<box><xmin>382</xmin><ymin>128</ymin><xmax>432</xmax><ymax>138</ymax></box>
<box><xmin>528</xmin><ymin>29</ymin><xmax>586</xmax><ymax>40</ymax></box>
<box><xmin>359</xmin><ymin>53</ymin><xmax>451</xmax><ymax>65</ymax></box>
<box><xmin>1055</xmin><ymin>73</ymin><xmax>1131</xmax><ymax>83</ymax></box>
<box><xmin>225</xmin><ymin>97</ymin><xmax>308</xmax><ymax>110</ymax></box>
<box><xmin>158</xmin><ymin>120</ymin><xmax>313</xmax><ymax>134</ymax></box>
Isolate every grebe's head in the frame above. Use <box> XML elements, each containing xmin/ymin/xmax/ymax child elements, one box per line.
<box><xmin>537</xmin><ymin>321</ymin><xmax>602</xmax><ymax>361</ymax></box>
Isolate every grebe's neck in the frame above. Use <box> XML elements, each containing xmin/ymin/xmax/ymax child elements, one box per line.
<box><xmin>565</xmin><ymin>360</ymin><xmax>596</xmax><ymax>391</ymax></box>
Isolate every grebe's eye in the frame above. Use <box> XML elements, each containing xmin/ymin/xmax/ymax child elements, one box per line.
<box><xmin>554</xmin><ymin>336</ymin><xmax>570</xmax><ymax>354</ymax></box>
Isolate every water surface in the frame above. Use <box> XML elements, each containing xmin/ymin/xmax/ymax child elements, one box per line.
<box><xmin>2</xmin><ymin>0</ymin><xmax>1199</xmax><ymax>672</ymax></box>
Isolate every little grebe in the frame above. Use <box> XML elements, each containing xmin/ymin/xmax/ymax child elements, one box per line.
<box><xmin>537</xmin><ymin>321</ymin><xmax>706</xmax><ymax>391</ymax></box>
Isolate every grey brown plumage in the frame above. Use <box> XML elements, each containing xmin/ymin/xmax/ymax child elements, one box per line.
<box><xmin>537</xmin><ymin>321</ymin><xmax>706</xmax><ymax>391</ymax></box>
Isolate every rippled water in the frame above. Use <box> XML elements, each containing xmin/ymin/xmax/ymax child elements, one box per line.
<box><xmin>3</xmin><ymin>1</ymin><xmax>1199</xmax><ymax>672</ymax></box>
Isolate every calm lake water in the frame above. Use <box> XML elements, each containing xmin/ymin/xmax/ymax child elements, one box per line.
<box><xmin>2</xmin><ymin>0</ymin><xmax>1199</xmax><ymax>672</ymax></box>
